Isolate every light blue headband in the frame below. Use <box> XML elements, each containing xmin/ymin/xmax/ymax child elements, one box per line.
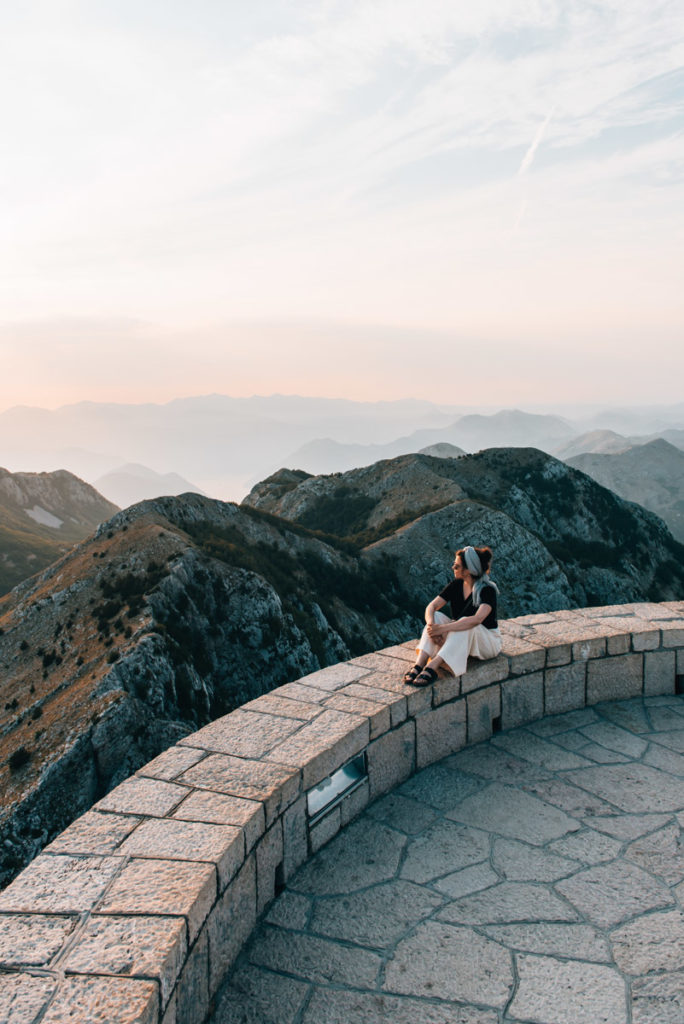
<box><xmin>462</xmin><ymin>545</ymin><xmax>498</xmax><ymax>606</ymax></box>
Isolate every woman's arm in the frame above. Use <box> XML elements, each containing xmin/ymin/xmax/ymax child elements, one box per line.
<box><xmin>428</xmin><ymin>603</ymin><xmax>492</xmax><ymax>636</ymax></box>
<box><xmin>425</xmin><ymin>596</ymin><xmax>447</xmax><ymax>625</ymax></box>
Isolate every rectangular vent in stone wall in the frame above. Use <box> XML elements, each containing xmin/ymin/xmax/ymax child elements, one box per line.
<box><xmin>307</xmin><ymin>753</ymin><xmax>367</xmax><ymax>825</ymax></box>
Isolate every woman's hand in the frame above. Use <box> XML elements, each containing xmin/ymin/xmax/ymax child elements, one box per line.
<box><xmin>427</xmin><ymin>622</ymin><xmax>445</xmax><ymax>639</ymax></box>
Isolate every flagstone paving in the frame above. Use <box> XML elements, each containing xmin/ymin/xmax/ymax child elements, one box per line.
<box><xmin>210</xmin><ymin>695</ymin><xmax>684</xmax><ymax>1024</ymax></box>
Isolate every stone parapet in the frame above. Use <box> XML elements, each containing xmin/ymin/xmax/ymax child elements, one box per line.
<box><xmin>1</xmin><ymin>601</ymin><xmax>683</xmax><ymax>1023</ymax></box>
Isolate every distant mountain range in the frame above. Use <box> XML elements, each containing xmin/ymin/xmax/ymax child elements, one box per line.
<box><xmin>0</xmin><ymin>469</ymin><xmax>118</xmax><ymax>595</ymax></box>
<box><xmin>2</xmin><ymin>395</ymin><xmax>683</xmax><ymax>500</ymax></box>
<box><xmin>2</xmin><ymin>445</ymin><xmax>684</xmax><ymax>886</ymax></box>
<box><xmin>93</xmin><ymin>463</ymin><xmax>204</xmax><ymax>508</ymax></box>
<box><xmin>281</xmin><ymin>410</ymin><xmax>574</xmax><ymax>475</ymax></box>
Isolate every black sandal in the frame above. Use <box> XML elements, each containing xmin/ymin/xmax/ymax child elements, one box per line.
<box><xmin>403</xmin><ymin>664</ymin><xmax>423</xmax><ymax>684</ymax></box>
<box><xmin>410</xmin><ymin>666</ymin><xmax>438</xmax><ymax>687</ymax></box>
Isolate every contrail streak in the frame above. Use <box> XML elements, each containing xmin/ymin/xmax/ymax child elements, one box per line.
<box><xmin>518</xmin><ymin>107</ymin><xmax>555</xmax><ymax>176</ymax></box>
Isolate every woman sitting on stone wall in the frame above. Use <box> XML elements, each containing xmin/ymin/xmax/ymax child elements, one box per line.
<box><xmin>404</xmin><ymin>545</ymin><xmax>501</xmax><ymax>686</ymax></box>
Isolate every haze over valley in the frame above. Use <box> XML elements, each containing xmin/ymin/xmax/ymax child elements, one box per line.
<box><xmin>2</xmin><ymin>395</ymin><xmax>684</xmax><ymax>502</ymax></box>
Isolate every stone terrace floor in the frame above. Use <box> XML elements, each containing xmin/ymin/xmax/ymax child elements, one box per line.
<box><xmin>210</xmin><ymin>695</ymin><xmax>684</xmax><ymax>1024</ymax></box>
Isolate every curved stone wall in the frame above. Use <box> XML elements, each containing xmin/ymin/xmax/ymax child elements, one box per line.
<box><xmin>1</xmin><ymin>601</ymin><xmax>683</xmax><ymax>1024</ymax></box>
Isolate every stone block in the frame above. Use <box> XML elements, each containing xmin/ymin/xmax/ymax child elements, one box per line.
<box><xmin>544</xmin><ymin>662</ymin><xmax>586</xmax><ymax>716</ymax></box>
<box><xmin>95</xmin><ymin>776</ymin><xmax>188</xmax><ymax>817</ymax></box>
<box><xmin>606</xmin><ymin>632</ymin><xmax>631</xmax><ymax>655</ymax></box>
<box><xmin>377</xmin><ymin>644</ymin><xmax>416</xmax><ymax>663</ymax></box>
<box><xmin>298</xmin><ymin>662</ymin><xmax>371</xmax><ymax>690</ymax></box>
<box><xmin>99</xmin><ymin>859</ymin><xmax>216</xmax><ymax>943</ymax></box>
<box><xmin>572</xmin><ymin>636</ymin><xmax>607</xmax><ymax>661</ymax></box>
<box><xmin>659</xmin><ymin>624</ymin><xmax>684</xmax><ymax>647</ymax></box>
<box><xmin>137</xmin><ymin>745</ymin><xmax>206</xmax><ymax>781</ymax></box>
<box><xmin>432</xmin><ymin>672</ymin><xmax>461</xmax><ymax>705</ymax></box>
<box><xmin>587</xmin><ymin>653</ymin><xmax>643</xmax><ymax>703</ymax></box>
<box><xmin>256</xmin><ymin>822</ymin><xmax>284</xmax><ymax>915</ymax></box>
<box><xmin>46</xmin><ymin>811</ymin><xmax>141</xmax><ymax>856</ymax></box>
<box><xmin>241</xmin><ymin>693</ymin><xmax>322</xmax><ymax>721</ymax></box>
<box><xmin>41</xmin><ymin>976</ymin><xmax>159</xmax><ymax>1024</ymax></box>
<box><xmin>460</xmin><ymin>654</ymin><xmax>508</xmax><ymax>694</ymax></box>
<box><xmin>644</xmin><ymin>650</ymin><xmax>676</xmax><ymax>695</ymax></box>
<box><xmin>206</xmin><ymin>857</ymin><xmax>257</xmax><ymax>993</ymax></box>
<box><xmin>340</xmin><ymin>779</ymin><xmax>370</xmax><ymax>827</ymax></box>
<box><xmin>323</xmin><ymin>691</ymin><xmax>390</xmax><ymax>740</ymax></box>
<box><xmin>263</xmin><ymin>709</ymin><xmax>369</xmax><ymax>790</ymax></box>
<box><xmin>360</xmin><ymin>668</ymin><xmax>431</xmax><ymax>716</ymax></box>
<box><xmin>505</xmin><ymin>637</ymin><xmax>546</xmax><ymax>676</ymax></box>
<box><xmin>309</xmin><ymin>807</ymin><xmax>341</xmax><ymax>853</ymax></box>
<box><xmin>172</xmin><ymin>790</ymin><xmax>265</xmax><ymax>852</ymax></box>
<box><xmin>273</xmin><ymin>681</ymin><xmax>330</xmax><ymax>705</ymax></box>
<box><xmin>415</xmin><ymin>700</ymin><xmax>466</xmax><ymax>770</ymax></box>
<box><xmin>467</xmin><ymin>685</ymin><xmax>501</xmax><ymax>744</ymax></box>
<box><xmin>0</xmin><ymin>854</ymin><xmax>123</xmax><ymax>914</ymax></box>
<box><xmin>119</xmin><ymin>818</ymin><xmax>244</xmax><ymax>890</ymax></box>
<box><xmin>0</xmin><ymin>973</ymin><xmax>56</xmax><ymax>1023</ymax></box>
<box><xmin>179</xmin><ymin>708</ymin><xmax>301</xmax><ymax>758</ymax></box>
<box><xmin>64</xmin><ymin>914</ymin><xmax>186</xmax><ymax>1009</ymax></box>
<box><xmin>350</xmin><ymin>651</ymin><xmax>407</xmax><ymax>676</ymax></box>
<box><xmin>282</xmin><ymin>796</ymin><xmax>308</xmax><ymax>881</ymax></box>
<box><xmin>366</xmin><ymin>720</ymin><xmax>415</xmax><ymax>800</ymax></box>
<box><xmin>0</xmin><ymin>913</ymin><xmax>76</xmax><ymax>967</ymax></box>
<box><xmin>501</xmin><ymin>672</ymin><xmax>544</xmax><ymax>729</ymax></box>
<box><xmin>180</xmin><ymin>754</ymin><xmax>301</xmax><ymax>827</ymax></box>
<box><xmin>632</xmin><ymin>626</ymin><xmax>662</xmax><ymax>651</ymax></box>
<box><xmin>174</xmin><ymin>930</ymin><xmax>209</xmax><ymax>1024</ymax></box>
<box><xmin>341</xmin><ymin>682</ymin><xmax>408</xmax><ymax>726</ymax></box>
<box><xmin>545</xmin><ymin>642</ymin><xmax>572</xmax><ymax>666</ymax></box>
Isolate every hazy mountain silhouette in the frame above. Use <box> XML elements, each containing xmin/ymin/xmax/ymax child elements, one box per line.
<box><xmin>94</xmin><ymin>463</ymin><xmax>205</xmax><ymax>508</ymax></box>
<box><xmin>567</xmin><ymin>439</ymin><xmax>684</xmax><ymax>541</ymax></box>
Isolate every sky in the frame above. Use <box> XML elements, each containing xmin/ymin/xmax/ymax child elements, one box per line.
<box><xmin>1</xmin><ymin>0</ymin><xmax>683</xmax><ymax>410</ymax></box>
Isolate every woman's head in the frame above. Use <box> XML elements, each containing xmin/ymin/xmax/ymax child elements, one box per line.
<box><xmin>453</xmin><ymin>545</ymin><xmax>492</xmax><ymax>578</ymax></box>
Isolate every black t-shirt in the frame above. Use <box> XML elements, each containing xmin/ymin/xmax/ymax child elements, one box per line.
<box><xmin>438</xmin><ymin>577</ymin><xmax>498</xmax><ymax>629</ymax></box>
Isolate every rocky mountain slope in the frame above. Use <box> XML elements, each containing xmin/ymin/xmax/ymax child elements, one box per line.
<box><xmin>567</xmin><ymin>439</ymin><xmax>684</xmax><ymax>542</ymax></box>
<box><xmin>0</xmin><ymin>494</ymin><xmax>417</xmax><ymax>886</ymax></box>
<box><xmin>0</xmin><ymin>469</ymin><xmax>119</xmax><ymax>596</ymax></box>
<box><xmin>244</xmin><ymin>448</ymin><xmax>684</xmax><ymax>614</ymax></box>
<box><xmin>2</xmin><ymin>446</ymin><xmax>683</xmax><ymax>888</ymax></box>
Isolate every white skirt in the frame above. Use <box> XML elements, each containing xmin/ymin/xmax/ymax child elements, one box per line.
<box><xmin>417</xmin><ymin>610</ymin><xmax>502</xmax><ymax>677</ymax></box>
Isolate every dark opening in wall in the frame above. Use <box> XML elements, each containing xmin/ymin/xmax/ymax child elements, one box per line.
<box><xmin>274</xmin><ymin>861</ymin><xmax>285</xmax><ymax>897</ymax></box>
<box><xmin>675</xmin><ymin>675</ymin><xmax>684</xmax><ymax>696</ymax></box>
<box><xmin>492</xmin><ymin>715</ymin><xmax>502</xmax><ymax>734</ymax></box>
